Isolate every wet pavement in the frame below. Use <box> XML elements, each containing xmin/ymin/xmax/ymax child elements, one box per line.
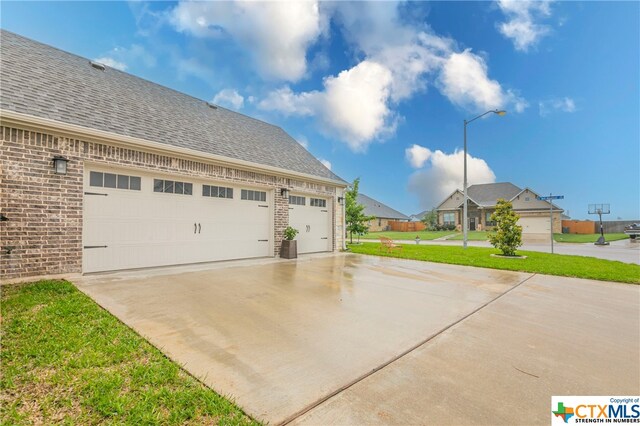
<box><xmin>75</xmin><ymin>254</ymin><xmax>639</xmax><ymax>425</ymax></box>
<box><xmin>76</xmin><ymin>253</ymin><xmax>528</xmax><ymax>424</ymax></box>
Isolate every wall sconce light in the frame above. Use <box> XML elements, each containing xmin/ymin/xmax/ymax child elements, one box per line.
<box><xmin>0</xmin><ymin>213</ymin><xmax>8</xmax><ymax>222</ymax></box>
<box><xmin>52</xmin><ymin>156</ymin><xmax>69</xmax><ymax>175</ymax></box>
<box><xmin>338</xmin><ymin>196</ymin><xmax>344</xmax><ymax>205</ymax></box>
<box><xmin>280</xmin><ymin>188</ymin><xmax>290</xmax><ymax>198</ymax></box>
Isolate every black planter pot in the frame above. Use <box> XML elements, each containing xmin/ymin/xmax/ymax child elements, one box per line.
<box><xmin>281</xmin><ymin>240</ymin><xmax>297</xmax><ymax>259</ymax></box>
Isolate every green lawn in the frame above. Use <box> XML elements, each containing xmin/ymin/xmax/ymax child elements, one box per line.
<box><xmin>1</xmin><ymin>280</ymin><xmax>257</xmax><ymax>425</ymax></box>
<box><xmin>446</xmin><ymin>231</ymin><xmax>489</xmax><ymax>241</ymax></box>
<box><xmin>553</xmin><ymin>233</ymin><xmax>630</xmax><ymax>243</ymax></box>
<box><xmin>348</xmin><ymin>244</ymin><xmax>640</xmax><ymax>284</ymax></box>
<box><xmin>359</xmin><ymin>230</ymin><xmax>455</xmax><ymax>240</ymax></box>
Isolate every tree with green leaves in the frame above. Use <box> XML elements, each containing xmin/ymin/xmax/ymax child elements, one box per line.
<box><xmin>345</xmin><ymin>178</ymin><xmax>375</xmax><ymax>244</ymax></box>
<box><xmin>488</xmin><ymin>198</ymin><xmax>523</xmax><ymax>256</ymax></box>
<box><xmin>421</xmin><ymin>208</ymin><xmax>438</xmax><ymax>230</ymax></box>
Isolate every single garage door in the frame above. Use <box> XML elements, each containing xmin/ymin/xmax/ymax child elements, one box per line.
<box><xmin>83</xmin><ymin>167</ymin><xmax>272</xmax><ymax>273</ymax></box>
<box><xmin>288</xmin><ymin>194</ymin><xmax>332</xmax><ymax>254</ymax></box>
<box><xmin>518</xmin><ymin>216</ymin><xmax>550</xmax><ymax>234</ymax></box>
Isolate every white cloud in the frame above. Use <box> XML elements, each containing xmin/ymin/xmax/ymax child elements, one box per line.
<box><xmin>93</xmin><ymin>57</ymin><xmax>128</xmax><ymax>71</ymax></box>
<box><xmin>405</xmin><ymin>144</ymin><xmax>432</xmax><ymax>169</ymax></box>
<box><xmin>497</xmin><ymin>0</ymin><xmax>553</xmax><ymax>52</ymax></box>
<box><xmin>170</xmin><ymin>1</ymin><xmax>325</xmax><ymax>81</ymax></box>
<box><xmin>437</xmin><ymin>49</ymin><xmax>527</xmax><ymax>112</ymax></box>
<box><xmin>539</xmin><ymin>97</ymin><xmax>576</xmax><ymax>116</ymax></box>
<box><xmin>259</xmin><ymin>3</ymin><xmax>525</xmax><ymax>151</ymax></box>
<box><xmin>319</xmin><ymin>159</ymin><xmax>332</xmax><ymax>170</ymax></box>
<box><xmin>212</xmin><ymin>89</ymin><xmax>244</xmax><ymax>110</ymax></box>
<box><xmin>259</xmin><ymin>60</ymin><xmax>396</xmax><ymax>152</ymax></box>
<box><xmin>407</xmin><ymin>147</ymin><xmax>496</xmax><ymax>210</ymax></box>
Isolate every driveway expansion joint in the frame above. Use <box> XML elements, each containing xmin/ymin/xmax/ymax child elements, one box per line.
<box><xmin>280</xmin><ymin>272</ymin><xmax>538</xmax><ymax>426</ymax></box>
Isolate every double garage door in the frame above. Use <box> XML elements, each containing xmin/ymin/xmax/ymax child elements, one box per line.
<box><xmin>83</xmin><ymin>167</ymin><xmax>273</xmax><ymax>273</ymax></box>
<box><xmin>83</xmin><ymin>167</ymin><xmax>334</xmax><ymax>273</ymax></box>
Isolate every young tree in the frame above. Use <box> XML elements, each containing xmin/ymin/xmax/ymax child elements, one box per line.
<box><xmin>345</xmin><ymin>178</ymin><xmax>375</xmax><ymax>244</ymax></box>
<box><xmin>421</xmin><ymin>208</ymin><xmax>438</xmax><ymax>230</ymax></box>
<box><xmin>488</xmin><ymin>199</ymin><xmax>523</xmax><ymax>256</ymax></box>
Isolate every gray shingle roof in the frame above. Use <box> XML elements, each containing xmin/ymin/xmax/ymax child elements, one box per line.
<box><xmin>0</xmin><ymin>30</ymin><xmax>343</xmax><ymax>183</ymax></box>
<box><xmin>467</xmin><ymin>182</ymin><xmax>522</xmax><ymax>206</ymax></box>
<box><xmin>357</xmin><ymin>193</ymin><xmax>409</xmax><ymax>220</ymax></box>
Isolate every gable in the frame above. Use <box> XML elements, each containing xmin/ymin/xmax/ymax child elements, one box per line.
<box><xmin>437</xmin><ymin>190</ymin><xmax>465</xmax><ymax>210</ymax></box>
<box><xmin>511</xmin><ymin>188</ymin><xmax>563</xmax><ymax>211</ymax></box>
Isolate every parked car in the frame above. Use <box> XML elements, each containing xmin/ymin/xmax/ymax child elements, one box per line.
<box><xmin>624</xmin><ymin>223</ymin><xmax>640</xmax><ymax>239</ymax></box>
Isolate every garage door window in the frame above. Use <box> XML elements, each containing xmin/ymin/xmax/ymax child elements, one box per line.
<box><xmin>241</xmin><ymin>189</ymin><xmax>267</xmax><ymax>202</ymax></box>
<box><xmin>203</xmin><ymin>185</ymin><xmax>233</xmax><ymax>199</ymax></box>
<box><xmin>310</xmin><ymin>198</ymin><xmax>326</xmax><ymax>208</ymax></box>
<box><xmin>154</xmin><ymin>179</ymin><xmax>193</xmax><ymax>195</ymax></box>
<box><xmin>90</xmin><ymin>171</ymin><xmax>141</xmax><ymax>191</ymax></box>
<box><xmin>289</xmin><ymin>195</ymin><xmax>305</xmax><ymax>205</ymax></box>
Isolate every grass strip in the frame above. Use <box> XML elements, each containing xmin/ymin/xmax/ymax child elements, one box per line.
<box><xmin>348</xmin><ymin>244</ymin><xmax>640</xmax><ymax>284</ymax></box>
<box><xmin>1</xmin><ymin>280</ymin><xmax>258</xmax><ymax>425</ymax></box>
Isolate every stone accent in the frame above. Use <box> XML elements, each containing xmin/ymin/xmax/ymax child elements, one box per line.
<box><xmin>0</xmin><ymin>125</ymin><xmax>342</xmax><ymax>281</ymax></box>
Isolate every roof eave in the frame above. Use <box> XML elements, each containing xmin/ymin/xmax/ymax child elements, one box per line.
<box><xmin>1</xmin><ymin>109</ymin><xmax>347</xmax><ymax>187</ymax></box>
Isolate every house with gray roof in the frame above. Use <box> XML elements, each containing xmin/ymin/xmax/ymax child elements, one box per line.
<box><xmin>357</xmin><ymin>193</ymin><xmax>410</xmax><ymax>232</ymax></box>
<box><xmin>0</xmin><ymin>30</ymin><xmax>347</xmax><ymax>280</ymax></box>
<box><xmin>435</xmin><ymin>182</ymin><xmax>564</xmax><ymax>236</ymax></box>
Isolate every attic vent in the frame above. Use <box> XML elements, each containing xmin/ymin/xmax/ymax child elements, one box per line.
<box><xmin>90</xmin><ymin>61</ymin><xmax>106</xmax><ymax>71</ymax></box>
<box><xmin>206</xmin><ymin>102</ymin><xmax>218</xmax><ymax>109</ymax></box>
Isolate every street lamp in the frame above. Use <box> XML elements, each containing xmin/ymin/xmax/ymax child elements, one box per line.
<box><xmin>463</xmin><ymin>109</ymin><xmax>506</xmax><ymax>249</ymax></box>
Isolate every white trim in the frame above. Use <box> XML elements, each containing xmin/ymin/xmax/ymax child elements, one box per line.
<box><xmin>1</xmin><ymin>109</ymin><xmax>347</xmax><ymax>188</ymax></box>
<box><xmin>510</xmin><ymin>187</ymin><xmax>564</xmax><ymax>211</ymax></box>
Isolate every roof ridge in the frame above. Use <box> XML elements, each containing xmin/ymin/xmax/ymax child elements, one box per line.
<box><xmin>0</xmin><ymin>29</ymin><xmax>281</xmax><ymax>131</ymax></box>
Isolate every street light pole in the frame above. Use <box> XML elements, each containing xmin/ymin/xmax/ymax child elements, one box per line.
<box><xmin>463</xmin><ymin>109</ymin><xmax>506</xmax><ymax>249</ymax></box>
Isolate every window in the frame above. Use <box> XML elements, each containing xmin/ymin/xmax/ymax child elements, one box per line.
<box><xmin>289</xmin><ymin>195</ymin><xmax>305</xmax><ymax>205</ymax></box>
<box><xmin>154</xmin><ymin>179</ymin><xmax>192</xmax><ymax>195</ymax></box>
<box><xmin>310</xmin><ymin>198</ymin><xmax>326</xmax><ymax>208</ymax></box>
<box><xmin>443</xmin><ymin>212</ymin><xmax>455</xmax><ymax>225</ymax></box>
<box><xmin>241</xmin><ymin>189</ymin><xmax>267</xmax><ymax>202</ymax></box>
<box><xmin>203</xmin><ymin>185</ymin><xmax>233</xmax><ymax>199</ymax></box>
<box><xmin>90</xmin><ymin>171</ymin><xmax>141</xmax><ymax>191</ymax></box>
<box><xmin>485</xmin><ymin>211</ymin><xmax>496</xmax><ymax>227</ymax></box>
<box><xmin>525</xmin><ymin>197</ymin><xmax>530</xmax><ymax>201</ymax></box>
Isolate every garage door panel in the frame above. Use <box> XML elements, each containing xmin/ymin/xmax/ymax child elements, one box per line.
<box><xmin>518</xmin><ymin>216</ymin><xmax>550</xmax><ymax>234</ymax></box>
<box><xmin>84</xmin><ymin>169</ymin><xmax>273</xmax><ymax>273</ymax></box>
<box><xmin>289</xmin><ymin>197</ymin><xmax>332</xmax><ymax>254</ymax></box>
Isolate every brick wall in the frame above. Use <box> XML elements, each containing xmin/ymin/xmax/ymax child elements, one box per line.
<box><xmin>1</xmin><ymin>125</ymin><xmax>342</xmax><ymax>281</ymax></box>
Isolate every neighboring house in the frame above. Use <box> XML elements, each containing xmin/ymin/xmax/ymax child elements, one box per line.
<box><xmin>357</xmin><ymin>193</ymin><xmax>410</xmax><ymax>232</ymax></box>
<box><xmin>0</xmin><ymin>30</ymin><xmax>347</xmax><ymax>280</ymax></box>
<box><xmin>410</xmin><ymin>210</ymin><xmax>429</xmax><ymax>222</ymax></box>
<box><xmin>435</xmin><ymin>182</ymin><xmax>564</xmax><ymax>235</ymax></box>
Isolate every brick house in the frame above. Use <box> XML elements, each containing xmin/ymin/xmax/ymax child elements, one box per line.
<box><xmin>436</xmin><ymin>182</ymin><xmax>564</xmax><ymax>235</ymax></box>
<box><xmin>357</xmin><ymin>193</ymin><xmax>410</xmax><ymax>232</ymax></box>
<box><xmin>0</xmin><ymin>30</ymin><xmax>347</xmax><ymax>281</ymax></box>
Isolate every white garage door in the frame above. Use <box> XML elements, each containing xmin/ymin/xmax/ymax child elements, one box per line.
<box><xmin>288</xmin><ymin>194</ymin><xmax>332</xmax><ymax>254</ymax></box>
<box><xmin>518</xmin><ymin>216</ymin><xmax>550</xmax><ymax>234</ymax></box>
<box><xmin>83</xmin><ymin>167</ymin><xmax>272</xmax><ymax>273</ymax></box>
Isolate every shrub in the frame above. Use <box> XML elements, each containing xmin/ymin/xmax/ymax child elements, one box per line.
<box><xmin>487</xmin><ymin>199</ymin><xmax>522</xmax><ymax>256</ymax></box>
<box><xmin>283</xmin><ymin>226</ymin><xmax>299</xmax><ymax>241</ymax></box>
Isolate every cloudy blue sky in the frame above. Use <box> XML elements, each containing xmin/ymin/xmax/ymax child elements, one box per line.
<box><xmin>2</xmin><ymin>1</ymin><xmax>638</xmax><ymax>219</ymax></box>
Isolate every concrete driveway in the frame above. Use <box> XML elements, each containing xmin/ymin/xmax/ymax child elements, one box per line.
<box><xmin>76</xmin><ymin>254</ymin><xmax>639</xmax><ymax>425</ymax></box>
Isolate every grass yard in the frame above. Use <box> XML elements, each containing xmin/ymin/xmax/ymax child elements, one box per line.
<box><xmin>348</xmin><ymin>244</ymin><xmax>640</xmax><ymax>284</ymax></box>
<box><xmin>359</xmin><ymin>230</ymin><xmax>455</xmax><ymax>240</ymax></box>
<box><xmin>1</xmin><ymin>280</ymin><xmax>257</xmax><ymax>425</ymax></box>
<box><xmin>446</xmin><ymin>231</ymin><xmax>489</xmax><ymax>241</ymax></box>
<box><xmin>553</xmin><ymin>233</ymin><xmax>629</xmax><ymax>243</ymax></box>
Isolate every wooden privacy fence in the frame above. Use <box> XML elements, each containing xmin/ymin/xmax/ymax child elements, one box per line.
<box><xmin>562</xmin><ymin>220</ymin><xmax>595</xmax><ymax>234</ymax></box>
<box><xmin>389</xmin><ymin>221</ymin><xmax>426</xmax><ymax>232</ymax></box>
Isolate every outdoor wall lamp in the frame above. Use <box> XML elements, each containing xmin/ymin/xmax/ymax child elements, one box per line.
<box><xmin>52</xmin><ymin>156</ymin><xmax>69</xmax><ymax>175</ymax></box>
<box><xmin>337</xmin><ymin>196</ymin><xmax>344</xmax><ymax>205</ymax></box>
<box><xmin>0</xmin><ymin>213</ymin><xmax>8</xmax><ymax>222</ymax></box>
<box><xmin>280</xmin><ymin>188</ymin><xmax>290</xmax><ymax>198</ymax></box>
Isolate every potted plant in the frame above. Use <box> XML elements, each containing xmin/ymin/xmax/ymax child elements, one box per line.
<box><xmin>281</xmin><ymin>226</ymin><xmax>299</xmax><ymax>259</ymax></box>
